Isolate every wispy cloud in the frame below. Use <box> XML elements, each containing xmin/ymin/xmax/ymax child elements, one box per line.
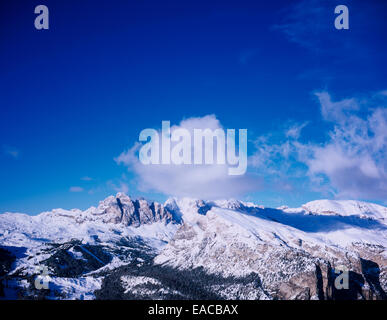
<box><xmin>286</xmin><ymin>122</ymin><xmax>308</xmax><ymax>139</ymax></box>
<box><xmin>69</xmin><ymin>186</ymin><xmax>84</xmax><ymax>193</ymax></box>
<box><xmin>303</xmin><ymin>92</ymin><xmax>387</xmax><ymax>199</ymax></box>
<box><xmin>272</xmin><ymin>0</ymin><xmax>333</xmax><ymax>51</ymax></box>
<box><xmin>108</xmin><ymin>181</ymin><xmax>129</xmax><ymax>194</ymax></box>
<box><xmin>3</xmin><ymin>146</ymin><xmax>20</xmax><ymax>159</ymax></box>
<box><xmin>251</xmin><ymin>90</ymin><xmax>387</xmax><ymax>201</ymax></box>
<box><xmin>80</xmin><ymin>176</ymin><xmax>93</xmax><ymax>181</ymax></box>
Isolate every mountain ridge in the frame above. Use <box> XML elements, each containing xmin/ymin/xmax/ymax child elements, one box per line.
<box><xmin>0</xmin><ymin>194</ymin><xmax>386</xmax><ymax>300</ymax></box>
<box><xmin>3</xmin><ymin>195</ymin><xmax>386</xmax><ymax>220</ymax></box>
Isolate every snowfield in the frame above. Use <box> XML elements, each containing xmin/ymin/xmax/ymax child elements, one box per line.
<box><xmin>0</xmin><ymin>194</ymin><xmax>386</xmax><ymax>300</ymax></box>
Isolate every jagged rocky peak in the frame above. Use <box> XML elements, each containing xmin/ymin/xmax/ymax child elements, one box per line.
<box><xmin>89</xmin><ymin>193</ymin><xmax>177</xmax><ymax>226</ymax></box>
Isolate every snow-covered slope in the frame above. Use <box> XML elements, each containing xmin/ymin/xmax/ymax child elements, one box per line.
<box><xmin>0</xmin><ymin>193</ymin><xmax>180</xmax><ymax>300</ymax></box>
<box><xmin>300</xmin><ymin>199</ymin><xmax>387</xmax><ymax>220</ymax></box>
<box><xmin>154</xmin><ymin>198</ymin><xmax>387</xmax><ymax>299</ymax></box>
<box><xmin>1</xmin><ymin>195</ymin><xmax>386</xmax><ymax>300</ymax></box>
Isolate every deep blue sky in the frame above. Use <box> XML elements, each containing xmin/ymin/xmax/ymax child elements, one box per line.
<box><xmin>1</xmin><ymin>0</ymin><xmax>386</xmax><ymax>213</ymax></box>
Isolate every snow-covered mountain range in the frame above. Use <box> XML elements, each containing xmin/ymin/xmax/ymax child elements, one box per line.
<box><xmin>0</xmin><ymin>193</ymin><xmax>386</xmax><ymax>300</ymax></box>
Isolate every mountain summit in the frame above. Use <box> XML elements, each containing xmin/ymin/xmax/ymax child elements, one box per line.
<box><xmin>78</xmin><ymin>193</ymin><xmax>177</xmax><ymax>226</ymax></box>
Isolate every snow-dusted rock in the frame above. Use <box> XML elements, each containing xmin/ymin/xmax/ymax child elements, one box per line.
<box><xmin>154</xmin><ymin>198</ymin><xmax>387</xmax><ymax>299</ymax></box>
<box><xmin>1</xmin><ymin>195</ymin><xmax>386</xmax><ymax>300</ymax></box>
<box><xmin>301</xmin><ymin>199</ymin><xmax>387</xmax><ymax>220</ymax></box>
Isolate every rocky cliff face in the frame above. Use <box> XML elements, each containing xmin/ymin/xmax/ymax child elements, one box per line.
<box><xmin>77</xmin><ymin>193</ymin><xmax>177</xmax><ymax>226</ymax></box>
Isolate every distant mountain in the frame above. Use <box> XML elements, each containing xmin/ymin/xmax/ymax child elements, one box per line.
<box><xmin>300</xmin><ymin>199</ymin><xmax>387</xmax><ymax>220</ymax></box>
<box><xmin>0</xmin><ymin>195</ymin><xmax>386</xmax><ymax>300</ymax></box>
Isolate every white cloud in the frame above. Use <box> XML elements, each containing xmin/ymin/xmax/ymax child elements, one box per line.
<box><xmin>315</xmin><ymin>91</ymin><xmax>359</xmax><ymax>122</ymax></box>
<box><xmin>80</xmin><ymin>176</ymin><xmax>93</xmax><ymax>181</ymax></box>
<box><xmin>116</xmin><ymin>115</ymin><xmax>261</xmax><ymax>199</ymax></box>
<box><xmin>286</xmin><ymin>122</ymin><xmax>308</xmax><ymax>139</ymax></box>
<box><xmin>272</xmin><ymin>0</ymin><xmax>332</xmax><ymax>50</ymax></box>
<box><xmin>251</xmin><ymin>91</ymin><xmax>387</xmax><ymax>201</ymax></box>
<box><xmin>115</xmin><ymin>92</ymin><xmax>387</xmax><ymax>202</ymax></box>
<box><xmin>304</xmin><ymin>92</ymin><xmax>387</xmax><ymax>199</ymax></box>
<box><xmin>69</xmin><ymin>186</ymin><xmax>84</xmax><ymax>193</ymax></box>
